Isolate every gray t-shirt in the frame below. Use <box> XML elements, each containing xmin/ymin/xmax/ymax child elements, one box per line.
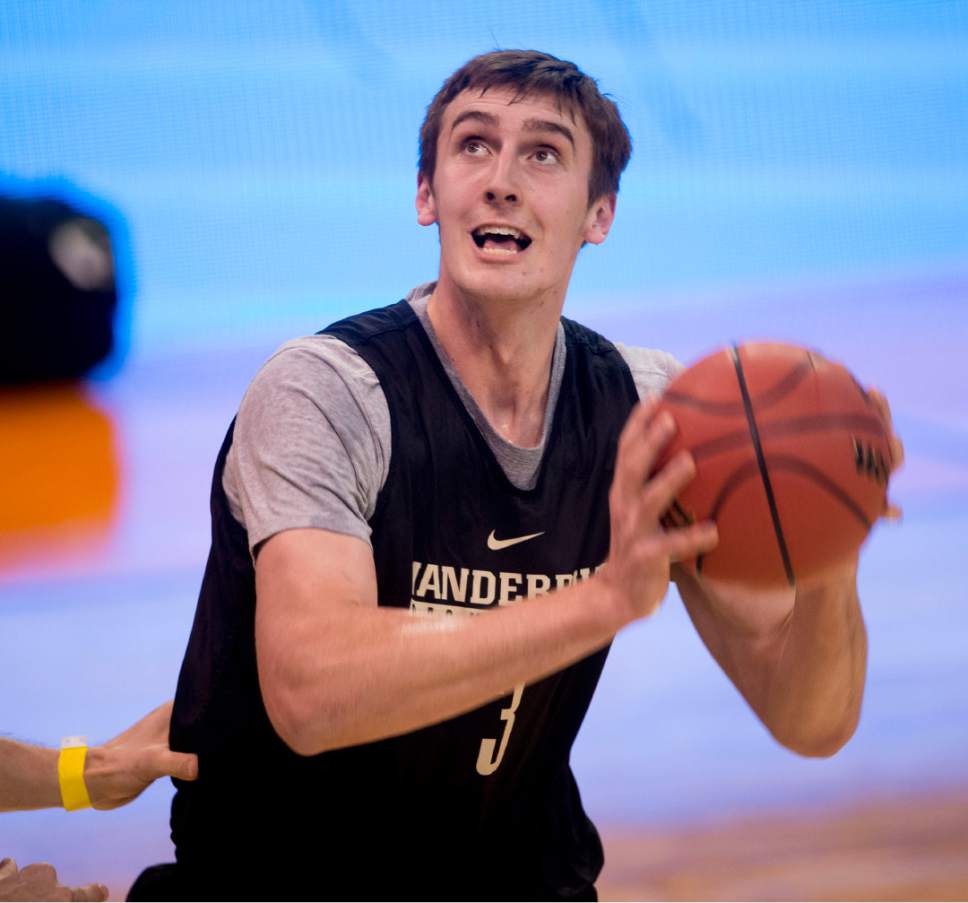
<box><xmin>224</xmin><ymin>283</ymin><xmax>682</xmax><ymax>555</ymax></box>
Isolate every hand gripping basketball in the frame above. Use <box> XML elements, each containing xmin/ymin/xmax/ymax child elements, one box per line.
<box><xmin>653</xmin><ymin>343</ymin><xmax>897</xmax><ymax>589</ymax></box>
<box><xmin>600</xmin><ymin>396</ymin><xmax>719</xmax><ymax>622</ymax></box>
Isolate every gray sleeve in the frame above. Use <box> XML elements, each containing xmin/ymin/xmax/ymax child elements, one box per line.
<box><xmin>222</xmin><ymin>334</ymin><xmax>391</xmax><ymax>556</ymax></box>
<box><xmin>613</xmin><ymin>342</ymin><xmax>684</xmax><ymax>400</ymax></box>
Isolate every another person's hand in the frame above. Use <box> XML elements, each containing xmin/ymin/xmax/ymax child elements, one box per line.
<box><xmin>0</xmin><ymin>858</ymin><xmax>106</xmax><ymax>902</ymax></box>
<box><xmin>84</xmin><ymin>701</ymin><xmax>198</xmax><ymax>810</ymax></box>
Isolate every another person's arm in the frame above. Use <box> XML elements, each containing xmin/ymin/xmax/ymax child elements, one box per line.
<box><xmin>0</xmin><ymin>701</ymin><xmax>197</xmax><ymax>812</ymax></box>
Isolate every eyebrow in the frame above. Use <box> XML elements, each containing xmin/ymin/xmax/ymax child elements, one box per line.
<box><xmin>523</xmin><ymin>118</ymin><xmax>575</xmax><ymax>150</ymax></box>
<box><xmin>450</xmin><ymin>109</ymin><xmax>499</xmax><ymax>132</ymax></box>
<box><xmin>450</xmin><ymin>110</ymin><xmax>576</xmax><ymax>151</ymax></box>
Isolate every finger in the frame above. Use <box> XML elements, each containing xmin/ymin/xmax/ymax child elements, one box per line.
<box><xmin>885</xmin><ymin>501</ymin><xmax>903</xmax><ymax>522</ymax></box>
<box><xmin>866</xmin><ymin>387</ymin><xmax>905</xmax><ymax>473</ymax></box>
<box><xmin>613</xmin><ymin>403</ymin><xmax>676</xmax><ymax>502</ymax></box>
<box><xmin>71</xmin><ymin>882</ymin><xmax>109</xmax><ymax>902</ymax></box>
<box><xmin>168</xmin><ymin>751</ymin><xmax>199</xmax><ymax>782</ymax></box>
<box><xmin>638</xmin><ymin>449</ymin><xmax>697</xmax><ymax>520</ymax></box>
<box><xmin>612</xmin><ymin>399</ymin><xmax>656</xmax><ymax>502</ymax></box>
<box><xmin>660</xmin><ymin>521</ymin><xmax>719</xmax><ymax>563</ymax></box>
<box><xmin>866</xmin><ymin>386</ymin><xmax>892</xmax><ymax>426</ymax></box>
<box><xmin>20</xmin><ymin>863</ymin><xmax>60</xmax><ymax>897</ymax></box>
<box><xmin>144</xmin><ymin>747</ymin><xmax>199</xmax><ymax>782</ymax></box>
<box><xmin>20</xmin><ymin>863</ymin><xmax>57</xmax><ymax>885</ymax></box>
<box><xmin>889</xmin><ymin>434</ymin><xmax>905</xmax><ymax>471</ymax></box>
<box><xmin>0</xmin><ymin>859</ymin><xmax>17</xmax><ymax>882</ymax></box>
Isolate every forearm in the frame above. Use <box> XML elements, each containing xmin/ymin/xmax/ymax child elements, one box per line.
<box><xmin>0</xmin><ymin>740</ymin><xmax>131</xmax><ymax>812</ymax></box>
<box><xmin>0</xmin><ymin>740</ymin><xmax>60</xmax><ymax>811</ymax></box>
<box><xmin>1</xmin><ymin>703</ymin><xmax>195</xmax><ymax>812</ymax></box>
<box><xmin>677</xmin><ymin>564</ymin><xmax>867</xmax><ymax>757</ymax></box>
<box><xmin>258</xmin><ymin>575</ymin><xmax>627</xmax><ymax>756</ymax></box>
<box><xmin>765</xmin><ymin>570</ymin><xmax>868</xmax><ymax>756</ymax></box>
<box><xmin>258</xmin><ymin>405</ymin><xmax>720</xmax><ymax>757</ymax></box>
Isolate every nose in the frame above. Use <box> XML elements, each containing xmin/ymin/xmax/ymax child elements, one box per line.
<box><xmin>485</xmin><ymin>186</ymin><xmax>518</xmax><ymax>204</ymax></box>
<box><xmin>484</xmin><ymin>152</ymin><xmax>520</xmax><ymax>205</ymax></box>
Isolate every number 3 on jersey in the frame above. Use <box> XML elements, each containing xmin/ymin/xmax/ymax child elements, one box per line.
<box><xmin>476</xmin><ymin>683</ymin><xmax>524</xmax><ymax>776</ymax></box>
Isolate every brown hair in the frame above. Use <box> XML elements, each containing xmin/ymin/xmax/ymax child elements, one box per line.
<box><xmin>419</xmin><ymin>50</ymin><xmax>632</xmax><ymax>205</ymax></box>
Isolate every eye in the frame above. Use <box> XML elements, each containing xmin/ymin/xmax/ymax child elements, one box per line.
<box><xmin>462</xmin><ymin>138</ymin><xmax>489</xmax><ymax>157</ymax></box>
<box><xmin>532</xmin><ymin>147</ymin><xmax>560</xmax><ymax>165</ymax></box>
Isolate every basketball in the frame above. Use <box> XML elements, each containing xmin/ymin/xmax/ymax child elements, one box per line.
<box><xmin>655</xmin><ymin>342</ymin><xmax>892</xmax><ymax>588</ymax></box>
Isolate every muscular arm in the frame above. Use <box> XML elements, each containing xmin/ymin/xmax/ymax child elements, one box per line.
<box><xmin>256</xmin><ymin>400</ymin><xmax>719</xmax><ymax>757</ymax></box>
<box><xmin>673</xmin><ymin>388</ymin><xmax>900</xmax><ymax>757</ymax></box>
<box><xmin>674</xmin><ymin>564</ymin><xmax>867</xmax><ymax>757</ymax></box>
<box><xmin>256</xmin><ymin>530</ymin><xmax>622</xmax><ymax>755</ymax></box>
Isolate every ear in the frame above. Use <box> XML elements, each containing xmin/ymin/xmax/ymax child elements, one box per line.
<box><xmin>582</xmin><ymin>194</ymin><xmax>616</xmax><ymax>246</ymax></box>
<box><xmin>416</xmin><ymin>173</ymin><xmax>437</xmax><ymax>226</ymax></box>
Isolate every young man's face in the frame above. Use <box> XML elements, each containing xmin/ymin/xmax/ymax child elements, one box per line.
<box><xmin>416</xmin><ymin>87</ymin><xmax>615</xmax><ymax>307</ymax></box>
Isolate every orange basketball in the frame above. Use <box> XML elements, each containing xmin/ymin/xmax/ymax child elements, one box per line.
<box><xmin>655</xmin><ymin>342</ymin><xmax>892</xmax><ymax>588</ymax></box>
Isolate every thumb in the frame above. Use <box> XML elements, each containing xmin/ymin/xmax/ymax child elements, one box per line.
<box><xmin>166</xmin><ymin>750</ymin><xmax>199</xmax><ymax>781</ymax></box>
<box><xmin>146</xmin><ymin>747</ymin><xmax>199</xmax><ymax>782</ymax></box>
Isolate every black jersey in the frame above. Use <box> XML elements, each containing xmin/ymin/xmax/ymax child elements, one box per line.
<box><xmin>168</xmin><ymin>300</ymin><xmax>639</xmax><ymax>901</ymax></box>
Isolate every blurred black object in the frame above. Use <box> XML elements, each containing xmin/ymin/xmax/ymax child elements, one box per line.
<box><xmin>0</xmin><ymin>195</ymin><xmax>117</xmax><ymax>384</ymax></box>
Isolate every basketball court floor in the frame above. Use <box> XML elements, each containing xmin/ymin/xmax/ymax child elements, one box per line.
<box><xmin>2</xmin><ymin>266</ymin><xmax>966</xmax><ymax>899</ymax></box>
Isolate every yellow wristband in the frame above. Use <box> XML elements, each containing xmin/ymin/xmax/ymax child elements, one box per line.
<box><xmin>58</xmin><ymin>736</ymin><xmax>92</xmax><ymax>811</ymax></box>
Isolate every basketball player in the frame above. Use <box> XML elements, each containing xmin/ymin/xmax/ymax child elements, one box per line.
<box><xmin>1</xmin><ymin>702</ymin><xmax>197</xmax><ymax>902</ymax></box>
<box><xmin>140</xmin><ymin>50</ymin><xmax>901</xmax><ymax>901</ymax></box>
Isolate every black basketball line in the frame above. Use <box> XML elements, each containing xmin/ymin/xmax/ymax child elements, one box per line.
<box><xmin>691</xmin><ymin>451</ymin><xmax>874</xmax><ymax>579</ymax></box>
<box><xmin>662</xmin><ymin>391</ymin><xmax>745</xmax><ymax>417</ymax></box>
<box><xmin>765</xmin><ymin>456</ymin><xmax>873</xmax><ymax>530</ymax></box>
<box><xmin>732</xmin><ymin>345</ymin><xmax>796</xmax><ymax>586</ymax></box>
<box><xmin>669</xmin><ymin>499</ymin><xmax>692</xmax><ymax>526</ymax></box>
<box><xmin>664</xmin><ymin>357</ymin><xmax>813</xmax><ymax>418</ymax></box>
<box><xmin>661</xmin><ymin>499</ymin><xmax>694</xmax><ymax>534</ymax></box>
<box><xmin>673</xmin><ymin>499</ymin><xmax>692</xmax><ymax>524</ymax></box>
<box><xmin>687</xmin><ymin>412</ymin><xmax>887</xmax><ymax>462</ymax></box>
<box><xmin>708</xmin><ymin>460</ymin><xmax>762</xmax><ymax>520</ymax></box>
<box><xmin>762</xmin><ymin>412</ymin><xmax>887</xmax><ymax>440</ymax></box>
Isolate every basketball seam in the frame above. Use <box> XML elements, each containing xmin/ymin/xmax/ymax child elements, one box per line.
<box><xmin>689</xmin><ymin>412</ymin><xmax>887</xmax><ymax>462</ymax></box>
<box><xmin>664</xmin><ymin>358</ymin><xmax>813</xmax><ymax>417</ymax></box>
<box><xmin>731</xmin><ymin>345</ymin><xmax>796</xmax><ymax>587</ymax></box>
<box><xmin>695</xmin><ymin>459</ymin><xmax>762</xmax><ymax>578</ymax></box>
<box><xmin>766</xmin><ymin>457</ymin><xmax>873</xmax><ymax>531</ymax></box>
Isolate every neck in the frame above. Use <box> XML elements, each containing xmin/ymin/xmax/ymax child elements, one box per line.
<box><xmin>427</xmin><ymin>277</ymin><xmax>563</xmax><ymax>447</ymax></box>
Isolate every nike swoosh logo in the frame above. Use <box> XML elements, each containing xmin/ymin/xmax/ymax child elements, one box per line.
<box><xmin>486</xmin><ymin>530</ymin><xmax>545</xmax><ymax>551</ymax></box>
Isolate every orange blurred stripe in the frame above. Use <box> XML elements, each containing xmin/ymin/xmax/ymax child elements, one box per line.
<box><xmin>0</xmin><ymin>383</ymin><xmax>119</xmax><ymax>535</ymax></box>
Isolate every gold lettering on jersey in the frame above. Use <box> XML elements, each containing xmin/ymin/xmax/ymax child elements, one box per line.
<box><xmin>476</xmin><ymin>683</ymin><xmax>524</xmax><ymax>777</ymax></box>
<box><xmin>498</xmin><ymin>571</ymin><xmax>523</xmax><ymax>601</ymax></box>
<box><xmin>526</xmin><ymin>573</ymin><xmax>552</xmax><ymax>596</ymax></box>
<box><xmin>470</xmin><ymin>569</ymin><xmax>496</xmax><ymax>606</ymax></box>
<box><xmin>408</xmin><ymin>559</ymin><xmax>604</xmax><ymax>776</ymax></box>
<box><xmin>442</xmin><ymin>565</ymin><xmax>468</xmax><ymax>602</ymax></box>
<box><xmin>409</xmin><ymin>561</ymin><xmax>603</xmax><ymax>613</ymax></box>
<box><xmin>415</xmin><ymin>564</ymin><xmax>442</xmax><ymax>599</ymax></box>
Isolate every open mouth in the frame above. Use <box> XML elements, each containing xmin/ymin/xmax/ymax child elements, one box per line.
<box><xmin>471</xmin><ymin>225</ymin><xmax>533</xmax><ymax>256</ymax></box>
